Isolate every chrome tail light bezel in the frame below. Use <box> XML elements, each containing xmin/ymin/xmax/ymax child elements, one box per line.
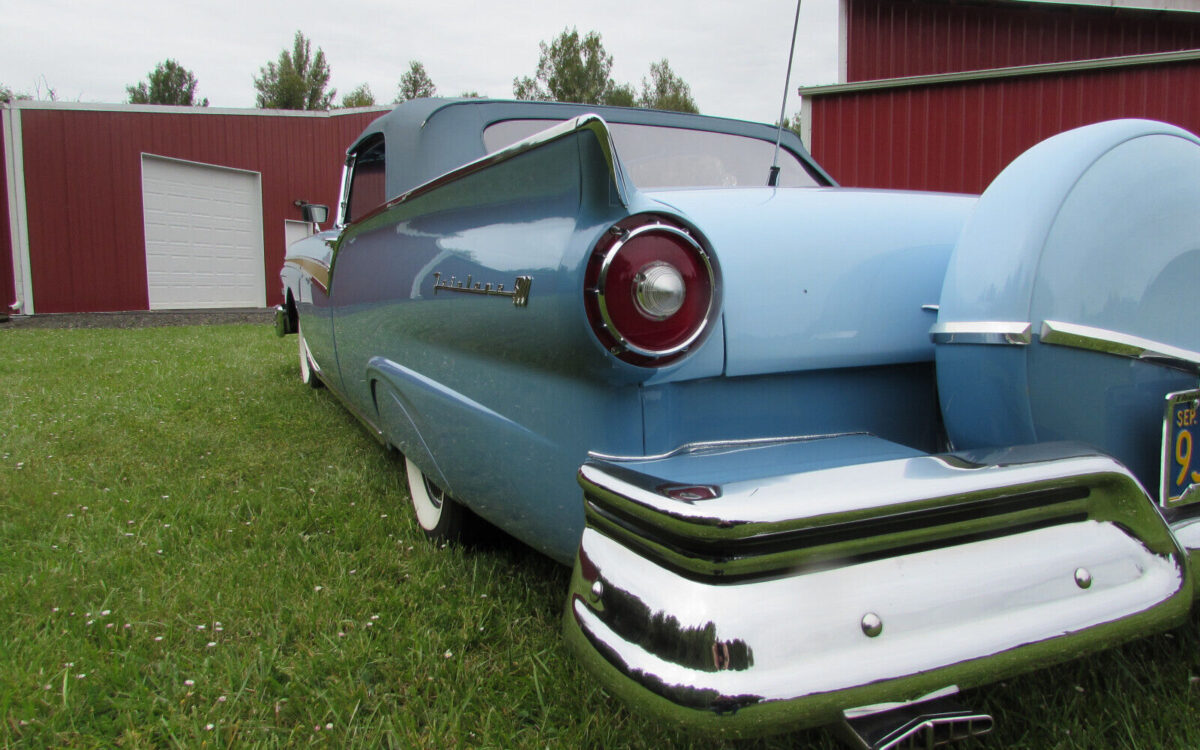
<box><xmin>584</xmin><ymin>215</ymin><xmax>719</xmax><ymax>367</ymax></box>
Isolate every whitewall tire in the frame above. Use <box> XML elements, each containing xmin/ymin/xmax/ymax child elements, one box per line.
<box><xmin>405</xmin><ymin>456</ymin><xmax>473</xmax><ymax>543</ymax></box>
<box><xmin>297</xmin><ymin>325</ymin><xmax>322</xmax><ymax>389</ymax></box>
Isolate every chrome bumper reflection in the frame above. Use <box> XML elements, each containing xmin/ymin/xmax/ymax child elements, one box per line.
<box><xmin>564</xmin><ymin>439</ymin><xmax>1191</xmax><ymax>735</ymax></box>
<box><xmin>273</xmin><ymin>305</ymin><xmax>293</xmax><ymax>337</ymax></box>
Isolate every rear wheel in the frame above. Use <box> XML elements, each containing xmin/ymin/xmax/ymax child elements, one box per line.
<box><xmin>405</xmin><ymin>457</ymin><xmax>474</xmax><ymax>543</ymax></box>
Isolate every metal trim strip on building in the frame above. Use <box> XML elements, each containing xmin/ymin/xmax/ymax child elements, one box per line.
<box><xmin>2</xmin><ymin>106</ymin><xmax>33</xmax><ymax>314</ymax></box>
<box><xmin>3</xmin><ymin>100</ymin><xmax>391</xmax><ymax>118</ymax></box>
<box><xmin>799</xmin><ymin>48</ymin><xmax>1200</xmax><ymax>97</ymax></box>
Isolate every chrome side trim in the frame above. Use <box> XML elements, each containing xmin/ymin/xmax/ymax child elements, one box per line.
<box><xmin>284</xmin><ymin>257</ymin><xmax>330</xmax><ymax>294</ymax></box>
<box><xmin>588</xmin><ymin>432</ymin><xmax>870</xmax><ymax>462</ymax></box>
<box><xmin>1041</xmin><ymin>320</ymin><xmax>1200</xmax><ymax>375</ymax></box>
<box><xmin>929</xmin><ymin>321</ymin><xmax>1032</xmax><ymax>345</ymax></box>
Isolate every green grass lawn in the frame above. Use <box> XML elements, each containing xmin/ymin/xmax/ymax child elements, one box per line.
<box><xmin>1</xmin><ymin>324</ymin><xmax>1199</xmax><ymax>748</ymax></box>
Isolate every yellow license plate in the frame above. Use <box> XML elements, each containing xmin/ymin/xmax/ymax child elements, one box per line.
<box><xmin>1163</xmin><ymin>389</ymin><xmax>1200</xmax><ymax>506</ymax></box>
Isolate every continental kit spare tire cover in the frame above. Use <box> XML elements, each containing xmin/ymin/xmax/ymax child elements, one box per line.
<box><xmin>934</xmin><ymin>119</ymin><xmax>1200</xmax><ymax>495</ymax></box>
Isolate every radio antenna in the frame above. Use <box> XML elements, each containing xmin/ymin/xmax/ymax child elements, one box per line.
<box><xmin>768</xmin><ymin>0</ymin><xmax>803</xmax><ymax>187</ymax></box>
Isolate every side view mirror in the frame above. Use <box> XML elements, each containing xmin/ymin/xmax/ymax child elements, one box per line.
<box><xmin>301</xmin><ymin>203</ymin><xmax>329</xmax><ymax>225</ymax></box>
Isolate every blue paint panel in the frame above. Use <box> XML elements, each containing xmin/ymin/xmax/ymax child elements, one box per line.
<box><xmin>641</xmin><ymin>363</ymin><xmax>943</xmax><ymax>457</ymax></box>
<box><xmin>653</xmin><ymin>188</ymin><xmax>975</xmax><ymax>377</ymax></box>
<box><xmin>326</xmin><ymin>129</ymin><xmax>644</xmax><ymax>562</ymax></box>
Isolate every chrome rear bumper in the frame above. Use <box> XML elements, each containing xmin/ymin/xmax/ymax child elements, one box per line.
<box><xmin>564</xmin><ymin>438</ymin><xmax>1192</xmax><ymax>736</ymax></box>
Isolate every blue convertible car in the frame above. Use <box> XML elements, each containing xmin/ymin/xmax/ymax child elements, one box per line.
<box><xmin>277</xmin><ymin>98</ymin><xmax>1200</xmax><ymax>747</ymax></box>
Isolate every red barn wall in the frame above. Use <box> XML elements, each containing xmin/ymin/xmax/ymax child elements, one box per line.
<box><xmin>15</xmin><ymin>106</ymin><xmax>381</xmax><ymax>313</ymax></box>
<box><xmin>810</xmin><ymin>59</ymin><xmax>1200</xmax><ymax>193</ymax></box>
<box><xmin>848</xmin><ymin>0</ymin><xmax>1200</xmax><ymax>81</ymax></box>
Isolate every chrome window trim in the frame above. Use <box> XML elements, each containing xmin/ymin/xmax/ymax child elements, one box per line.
<box><xmin>335</xmin><ymin>153</ymin><xmax>355</xmax><ymax>229</ymax></box>
<box><xmin>356</xmin><ymin>114</ymin><xmax>628</xmax><ymax>228</ymax></box>
<box><xmin>929</xmin><ymin>321</ymin><xmax>1032</xmax><ymax>345</ymax></box>
<box><xmin>1040</xmin><ymin>320</ymin><xmax>1200</xmax><ymax>374</ymax></box>
<box><xmin>594</xmin><ymin>223</ymin><xmax>716</xmax><ymax>359</ymax></box>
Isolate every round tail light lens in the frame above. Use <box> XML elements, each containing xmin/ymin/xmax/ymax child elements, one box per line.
<box><xmin>584</xmin><ymin>216</ymin><xmax>717</xmax><ymax>366</ymax></box>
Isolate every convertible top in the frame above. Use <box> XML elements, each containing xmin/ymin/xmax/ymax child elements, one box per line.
<box><xmin>350</xmin><ymin>98</ymin><xmax>830</xmax><ymax>198</ymax></box>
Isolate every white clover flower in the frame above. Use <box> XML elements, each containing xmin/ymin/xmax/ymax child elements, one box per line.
<box><xmin>184</xmin><ymin>679</ymin><xmax>195</xmax><ymax>686</ymax></box>
<box><xmin>206</xmin><ymin>642</ymin><xmax>216</xmax><ymax>648</ymax></box>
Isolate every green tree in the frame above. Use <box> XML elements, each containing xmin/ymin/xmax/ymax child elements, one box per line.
<box><xmin>254</xmin><ymin>31</ymin><xmax>334</xmax><ymax>110</ymax></box>
<box><xmin>1</xmin><ymin>85</ymin><xmax>32</xmax><ymax>104</ymax></box>
<box><xmin>775</xmin><ymin>111</ymin><xmax>803</xmax><ymax>139</ymax></box>
<box><xmin>638</xmin><ymin>59</ymin><xmax>698</xmax><ymax>114</ymax></box>
<box><xmin>512</xmin><ymin>27</ymin><xmax>632</xmax><ymax>106</ymax></box>
<box><xmin>606</xmin><ymin>83</ymin><xmax>636</xmax><ymax>108</ymax></box>
<box><xmin>126</xmin><ymin>59</ymin><xmax>208</xmax><ymax>106</ymax></box>
<box><xmin>395</xmin><ymin>61</ymin><xmax>436</xmax><ymax>102</ymax></box>
<box><xmin>340</xmin><ymin>84</ymin><xmax>376</xmax><ymax>108</ymax></box>
<box><xmin>458</xmin><ymin>90</ymin><xmax>486</xmax><ymax>99</ymax></box>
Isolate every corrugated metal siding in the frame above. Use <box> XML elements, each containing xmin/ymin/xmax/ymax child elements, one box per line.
<box><xmin>19</xmin><ymin>109</ymin><xmax>377</xmax><ymax>313</ymax></box>
<box><xmin>810</xmin><ymin>61</ymin><xmax>1200</xmax><ymax>193</ymax></box>
<box><xmin>848</xmin><ymin>0</ymin><xmax>1200</xmax><ymax>81</ymax></box>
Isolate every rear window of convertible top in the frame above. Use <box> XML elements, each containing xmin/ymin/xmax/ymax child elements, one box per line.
<box><xmin>483</xmin><ymin>120</ymin><xmax>821</xmax><ymax>190</ymax></box>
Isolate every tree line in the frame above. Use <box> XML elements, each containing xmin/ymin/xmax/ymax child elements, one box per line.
<box><xmin>18</xmin><ymin>28</ymin><xmax>696</xmax><ymax>114</ymax></box>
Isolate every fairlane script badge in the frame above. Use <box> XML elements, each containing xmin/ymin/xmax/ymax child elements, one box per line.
<box><xmin>432</xmin><ymin>272</ymin><xmax>532</xmax><ymax>307</ymax></box>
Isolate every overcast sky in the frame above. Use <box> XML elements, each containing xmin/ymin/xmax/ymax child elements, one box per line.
<box><xmin>2</xmin><ymin>0</ymin><xmax>841</xmax><ymax>124</ymax></box>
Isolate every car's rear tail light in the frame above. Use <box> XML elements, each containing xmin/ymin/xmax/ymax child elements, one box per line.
<box><xmin>584</xmin><ymin>216</ymin><xmax>717</xmax><ymax>366</ymax></box>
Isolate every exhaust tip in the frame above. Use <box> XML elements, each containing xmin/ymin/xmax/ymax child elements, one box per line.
<box><xmin>836</xmin><ymin>696</ymin><xmax>994</xmax><ymax>750</ymax></box>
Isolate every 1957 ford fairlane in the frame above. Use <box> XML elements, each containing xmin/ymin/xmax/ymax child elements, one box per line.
<box><xmin>276</xmin><ymin>98</ymin><xmax>1200</xmax><ymax>747</ymax></box>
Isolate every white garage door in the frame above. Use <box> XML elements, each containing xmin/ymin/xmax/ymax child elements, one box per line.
<box><xmin>142</xmin><ymin>155</ymin><xmax>266</xmax><ymax>309</ymax></box>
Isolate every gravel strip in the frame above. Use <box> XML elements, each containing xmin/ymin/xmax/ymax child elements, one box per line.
<box><xmin>0</xmin><ymin>309</ymin><xmax>275</xmax><ymax>330</ymax></box>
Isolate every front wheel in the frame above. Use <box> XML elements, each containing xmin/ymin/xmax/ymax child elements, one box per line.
<box><xmin>405</xmin><ymin>457</ymin><xmax>475</xmax><ymax>543</ymax></box>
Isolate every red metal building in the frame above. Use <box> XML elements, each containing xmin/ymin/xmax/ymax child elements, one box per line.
<box><xmin>800</xmin><ymin>0</ymin><xmax>1200</xmax><ymax>193</ymax></box>
<box><xmin>2</xmin><ymin>103</ymin><xmax>385</xmax><ymax>315</ymax></box>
